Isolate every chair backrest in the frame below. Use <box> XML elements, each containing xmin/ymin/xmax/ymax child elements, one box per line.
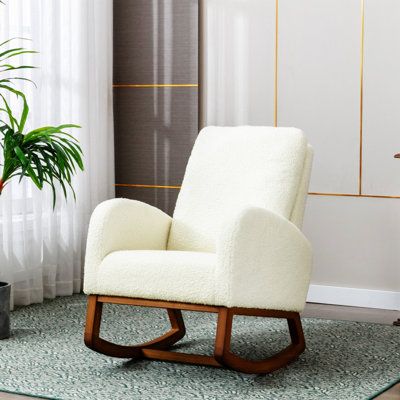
<box><xmin>167</xmin><ymin>126</ymin><xmax>313</xmax><ymax>252</ymax></box>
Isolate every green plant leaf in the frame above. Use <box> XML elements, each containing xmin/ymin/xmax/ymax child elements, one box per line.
<box><xmin>0</xmin><ymin>101</ymin><xmax>18</xmax><ymax>130</ymax></box>
<box><xmin>13</xmin><ymin>145</ymin><xmax>42</xmax><ymax>189</ymax></box>
<box><xmin>0</xmin><ymin>83</ymin><xmax>29</xmax><ymax>131</ymax></box>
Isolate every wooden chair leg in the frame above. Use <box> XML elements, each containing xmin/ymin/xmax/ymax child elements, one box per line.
<box><xmin>287</xmin><ymin>314</ymin><xmax>306</xmax><ymax>349</ymax></box>
<box><xmin>84</xmin><ymin>295</ymin><xmax>186</xmax><ymax>358</ymax></box>
<box><xmin>214</xmin><ymin>308</ymin><xmax>306</xmax><ymax>374</ymax></box>
<box><xmin>214</xmin><ymin>308</ymin><xmax>233</xmax><ymax>364</ymax></box>
<box><xmin>84</xmin><ymin>295</ymin><xmax>305</xmax><ymax>373</ymax></box>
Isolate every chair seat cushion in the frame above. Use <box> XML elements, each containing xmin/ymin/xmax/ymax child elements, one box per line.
<box><xmin>90</xmin><ymin>250</ymin><xmax>217</xmax><ymax>305</ymax></box>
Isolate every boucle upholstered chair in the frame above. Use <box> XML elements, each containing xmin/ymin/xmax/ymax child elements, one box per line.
<box><xmin>84</xmin><ymin>126</ymin><xmax>313</xmax><ymax>374</ymax></box>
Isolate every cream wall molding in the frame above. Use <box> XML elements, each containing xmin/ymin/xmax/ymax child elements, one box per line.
<box><xmin>307</xmin><ymin>284</ymin><xmax>400</xmax><ymax>310</ymax></box>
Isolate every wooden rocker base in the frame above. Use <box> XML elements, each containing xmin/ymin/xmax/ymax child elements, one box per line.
<box><xmin>84</xmin><ymin>295</ymin><xmax>306</xmax><ymax>374</ymax></box>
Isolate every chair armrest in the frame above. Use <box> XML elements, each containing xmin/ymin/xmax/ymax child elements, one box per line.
<box><xmin>84</xmin><ymin>198</ymin><xmax>172</xmax><ymax>292</ymax></box>
<box><xmin>216</xmin><ymin>207</ymin><xmax>312</xmax><ymax>311</ymax></box>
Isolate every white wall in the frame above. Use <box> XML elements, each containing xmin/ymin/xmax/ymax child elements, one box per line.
<box><xmin>203</xmin><ymin>0</ymin><xmax>400</xmax><ymax>309</ymax></box>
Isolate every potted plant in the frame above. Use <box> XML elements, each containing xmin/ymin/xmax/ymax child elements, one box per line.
<box><xmin>0</xmin><ymin>281</ymin><xmax>10</xmax><ymax>339</ymax></box>
<box><xmin>0</xmin><ymin>9</ymin><xmax>84</xmax><ymax>339</ymax></box>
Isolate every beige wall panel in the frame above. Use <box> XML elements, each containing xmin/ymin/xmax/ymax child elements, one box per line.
<box><xmin>362</xmin><ymin>0</ymin><xmax>400</xmax><ymax>196</ymax></box>
<box><xmin>203</xmin><ymin>0</ymin><xmax>275</xmax><ymax>126</ymax></box>
<box><xmin>278</xmin><ymin>0</ymin><xmax>361</xmax><ymax>194</ymax></box>
<box><xmin>304</xmin><ymin>195</ymin><xmax>400</xmax><ymax>291</ymax></box>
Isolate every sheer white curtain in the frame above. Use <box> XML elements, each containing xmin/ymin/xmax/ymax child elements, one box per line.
<box><xmin>0</xmin><ymin>0</ymin><xmax>114</xmax><ymax>306</ymax></box>
<box><xmin>202</xmin><ymin>0</ymin><xmax>276</xmax><ymax>126</ymax></box>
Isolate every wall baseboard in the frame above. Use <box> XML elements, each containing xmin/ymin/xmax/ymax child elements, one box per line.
<box><xmin>307</xmin><ymin>284</ymin><xmax>400</xmax><ymax>311</ymax></box>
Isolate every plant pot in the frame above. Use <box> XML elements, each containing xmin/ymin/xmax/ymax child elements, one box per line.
<box><xmin>0</xmin><ymin>282</ymin><xmax>11</xmax><ymax>339</ymax></box>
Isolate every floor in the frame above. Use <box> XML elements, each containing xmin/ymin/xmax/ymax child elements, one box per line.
<box><xmin>303</xmin><ymin>304</ymin><xmax>400</xmax><ymax>400</ymax></box>
<box><xmin>302</xmin><ymin>302</ymin><xmax>399</xmax><ymax>325</ymax></box>
<box><xmin>379</xmin><ymin>384</ymin><xmax>400</xmax><ymax>400</ymax></box>
<box><xmin>1</xmin><ymin>302</ymin><xmax>399</xmax><ymax>400</ymax></box>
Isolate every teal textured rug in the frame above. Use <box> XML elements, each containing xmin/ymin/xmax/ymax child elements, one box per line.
<box><xmin>0</xmin><ymin>294</ymin><xmax>399</xmax><ymax>400</ymax></box>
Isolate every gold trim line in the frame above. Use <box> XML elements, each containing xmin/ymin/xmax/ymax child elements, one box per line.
<box><xmin>358</xmin><ymin>0</ymin><xmax>365</xmax><ymax>195</ymax></box>
<box><xmin>274</xmin><ymin>0</ymin><xmax>279</xmax><ymax>127</ymax></box>
<box><xmin>113</xmin><ymin>84</ymin><xmax>199</xmax><ymax>88</ymax></box>
<box><xmin>309</xmin><ymin>192</ymin><xmax>400</xmax><ymax>200</ymax></box>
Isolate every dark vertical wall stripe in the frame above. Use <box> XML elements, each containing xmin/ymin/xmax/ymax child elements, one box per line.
<box><xmin>113</xmin><ymin>0</ymin><xmax>199</xmax><ymax>215</ymax></box>
<box><xmin>114</xmin><ymin>0</ymin><xmax>198</xmax><ymax>84</ymax></box>
<box><xmin>114</xmin><ymin>87</ymin><xmax>198</xmax><ymax>186</ymax></box>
